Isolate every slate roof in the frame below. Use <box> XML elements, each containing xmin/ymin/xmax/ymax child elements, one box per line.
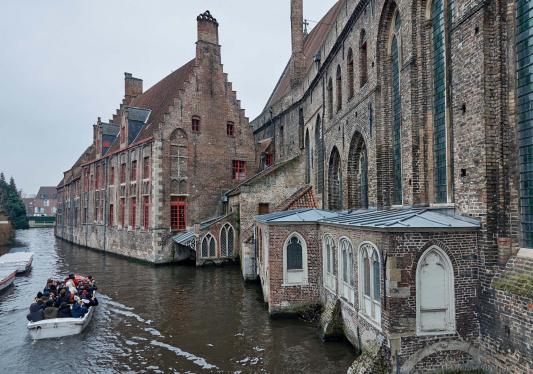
<box><xmin>264</xmin><ymin>1</ymin><xmax>343</xmax><ymax>109</ymax></box>
<box><xmin>321</xmin><ymin>208</ymin><xmax>480</xmax><ymax>230</ymax></box>
<box><xmin>172</xmin><ymin>230</ymin><xmax>195</xmax><ymax>247</ymax></box>
<box><xmin>256</xmin><ymin>208</ymin><xmax>340</xmax><ymax>223</ymax></box>
<box><xmin>37</xmin><ymin>186</ymin><xmax>58</xmax><ymax>200</ymax></box>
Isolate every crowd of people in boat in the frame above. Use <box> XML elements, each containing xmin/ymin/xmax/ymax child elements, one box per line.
<box><xmin>26</xmin><ymin>273</ymin><xmax>98</xmax><ymax>322</ymax></box>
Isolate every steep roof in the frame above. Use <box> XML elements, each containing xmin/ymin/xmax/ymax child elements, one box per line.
<box><xmin>264</xmin><ymin>1</ymin><xmax>343</xmax><ymax>109</ymax></box>
<box><xmin>37</xmin><ymin>186</ymin><xmax>58</xmax><ymax>199</ymax></box>
<box><xmin>276</xmin><ymin>185</ymin><xmax>317</xmax><ymax>211</ymax></box>
<box><xmin>130</xmin><ymin>59</ymin><xmax>196</xmax><ymax>144</ymax></box>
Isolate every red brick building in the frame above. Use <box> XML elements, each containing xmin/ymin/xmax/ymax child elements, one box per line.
<box><xmin>23</xmin><ymin>186</ymin><xmax>58</xmax><ymax>217</ymax></box>
<box><xmin>56</xmin><ymin>11</ymin><xmax>256</xmax><ymax>263</ymax></box>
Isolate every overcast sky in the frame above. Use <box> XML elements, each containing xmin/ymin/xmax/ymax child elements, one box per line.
<box><xmin>0</xmin><ymin>0</ymin><xmax>337</xmax><ymax>195</ymax></box>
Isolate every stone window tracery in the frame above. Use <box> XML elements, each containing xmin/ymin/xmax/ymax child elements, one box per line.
<box><xmin>283</xmin><ymin>233</ymin><xmax>308</xmax><ymax>285</ymax></box>
<box><xmin>390</xmin><ymin>9</ymin><xmax>403</xmax><ymax>205</ymax></box>
<box><xmin>323</xmin><ymin>234</ymin><xmax>336</xmax><ymax>292</ymax></box>
<box><xmin>339</xmin><ymin>238</ymin><xmax>355</xmax><ymax>304</ymax></box>
<box><xmin>201</xmin><ymin>233</ymin><xmax>216</xmax><ymax>258</ymax></box>
<box><xmin>220</xmin><ymin>223</ymin><xmax>235</xmax><ymax>257</ymax></box>
<box><xmin>359</xmin><ymin>242</ymin><xmax>381</xmax><ymax>325</ymax></box>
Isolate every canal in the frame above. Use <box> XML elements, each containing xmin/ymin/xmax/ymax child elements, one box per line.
<box><xmin>0</xmin><ymin>228</ymin><xmax>355</xmax><ymax>373</ymax></box>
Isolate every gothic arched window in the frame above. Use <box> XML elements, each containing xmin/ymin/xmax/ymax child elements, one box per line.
<box><xmin>315</xmin><ymin>115</ymin><xmax>324</xmax><ymax>194</ymax></box>
<box><xmin>348</xmin><ymin>132</ymin><xmax>368</xmax><ymax>210</ymax></box>
<box><xmin>360</xmin><ymin>29</ymin><xmax>368</xmax><ymax>87</ymax></box>
<box><xmin>305</xmin><ymin>129</ymin><xmax>311</xmax><ymax>184</ymax></box>
<box><xmin>327</xmin><ymin>78</ymin><xmax>334</xmax><ymax>119</ymax></box>
<box><xmin>390</xmin><ymin>10</ymin><xmax>403</xmax><ymax>205</ymax></box>
<box><xmin>336</xmin><ymin>65</ymin><xmax>343</xmax><ymax>111</ymax></box>
<box><xmin>328</xmin><ymin>147</ymin><xmax>342</xmax><ymax>210</ymax></box>
<box><xmin>220</xmin><ymin>223</ymin><xmax>235</xmax><ymax>257</ymax></box>
<box><xmin>416</xmin><ymin>246</ymin><xmax>455</xmax><ymax>335</ymax></box>
<box><xmin>283</xmin><ymin>233</ymin><xmax>308</xmax><ymax>285</ymax></box>
<box><xmin>323</xmin><ymin>234</ymin><xmax>336</xmax><ymax>291</ymax></box>
<box><xmin>339</xmin><ymin>238</ymin><xmax>355</xmax><ymax>304</ymax></box>
<box><xmin>347</xmin><ymin>48</ymin><xmax>355</xmax><ymax>99</ymax></box>
<box><xmin>359</xmin><ymin>242</ymin><xmax>381</xmax><ymax>325</ymax></box>
<box><xmin>201</xmin><ymin>233</ymin><xmax>216</xmax><ymax>258</ymax></box>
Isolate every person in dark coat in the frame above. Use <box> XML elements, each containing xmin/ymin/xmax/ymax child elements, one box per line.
<box><xmin>71</xmin><ymin>298</ymin><xmax>88</xmax><ymax>318</ymax></box>
<box><xmin>54</xmin><ymin>288</ymin><xmax>69</xmax><ymax>307</ymax></box>
<box><xmin>43</xmin><ymin>306</ymin><xmax>59</xmax><ymax>319</ymax></box>
<box><xmin>57</xmin><ymin>302</ymin><xmax>72</xmax><ymax>318</ymax></box>
<box><xmin>26</xmin><ymin>303</ymin><xmax>44</xmax><ymax>322</ymax></box>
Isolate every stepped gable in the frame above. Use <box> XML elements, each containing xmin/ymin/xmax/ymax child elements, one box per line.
<box><xmin>264</xmin><ymin>1</ymin><xmax>343</xmax><ymax>109</ymax></box>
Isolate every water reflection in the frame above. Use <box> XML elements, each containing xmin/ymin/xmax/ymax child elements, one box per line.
<box><xmin>0</xmin><ymin>228</ymin><xmax>355</xmax><ymax>373</ymax></box>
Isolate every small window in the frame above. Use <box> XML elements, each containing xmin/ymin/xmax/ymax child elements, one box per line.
<box><xmin>130</xmin><ymin>197</ymin><xmax>136</xmax><ymax>228</ymax></box>
<box><xmin>258</xmin><ymin>203</ymin><xmax>270</xmax><ymax>215</ymax></box>
<box><xmin>192</xmin><ymin>116</ymin><xmax>201</xmax><ymax>133</ymax></box>
<box><xmin>110</xmin><ymin>166</ymin><xmax>115</xmax><ymax>185</ymax></box>
<box><xmin>232</xmin><ymin>160</ymin><xmax>246</xmax><ymax>181</ymax></box>
<box><xmin>120</xmin><ymin>163</ymin><xmax>126</xmax><ymax>184</ymax></box>
<box><xmin>265</xmin><ymin>153</ymin><xmax>273</xmax><ymax>167</ymax></box>
<box><xmin>170</xmin><ymin>196</ymin><xmax>186</xmax><ymax>231</ymax></box>
<box><xmin>131</xmin><ymin>160</ymin><xmax>137</xmax><ymax>181</ymax></box>
<box><xmin>227</xmin><ymin>122</ymin><xmax>235</xmax><ymax>137</ymax></box>
<box><xmin>142</xmin><ymin>196</ymin><xmax>149</xmax><ymax>230</ymax></box>
<box><xmin>287</xmin><ymin>237</ymin><xmax>303</xmax><ymax>270</ymax></box>
<box><xmin>143</xmin><ymin>157</ymin><xmax>150</xmax><ymax>179</ymax></box>
<box><xmin>109</xmin><ymin>204</ymin><xmax>114</xmax><ymax>227</ymax></box>
<box><xmin>119</xmin><ymin>198</ymin><xmax>125</xmax><ymax>227</ymax></box>
<box><xmin>323</xmin><ymin>234</ymin><xmax>336</xmax><ymax>291</ymax></box>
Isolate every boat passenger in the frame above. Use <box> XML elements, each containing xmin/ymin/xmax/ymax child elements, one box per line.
<box><xmin>57</xmin><ymin>302</ymin><xmax>72</xmax><ymax>318</ymax></box>
<box><xmin>54</xmin><ymin>288</ymin><xmax>69</xmax><ymax>307</ymax></box>
<box><xmin>43</xmin><ymin>306</ymin><xmax>58</xmax><ymax>319</ymax></box>
<box><xmin>71</xmin><ymin>296</ymin><xmax>88</xmax><ymax>318</ymax></box>
<box><xmin>26</xmin><ymin>303</ymin><xmax>44</xmax><ymax>322</ymax></box>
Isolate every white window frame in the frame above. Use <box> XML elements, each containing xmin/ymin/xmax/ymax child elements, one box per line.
<box><xmin>416</xmin><ymin>245</ymin><xmax>455</xmax><ymax>336</ymax></box>
<box><xmin>220</xmin><ymin>223</ymin><xmax>235</xmax><ymax>257</ymax></box>
<box><xmin>322</xmin><ymin>234</ymin><xmax>336</xmax><ymax>293</ymax></box>
<box><xmin>201</xmin><ymin>233</ymin><xmax>217</xmax><ymax>259</ymax></box>
<box><xmin>338</xmin><ymin>237</ymin><xmax>355</xmax><ymax>304</ymax></box>
<box><xmin>283</xmin><ymin>232</ymin><xmax>308</xmax><ymax>286</ymax></box>
<box><xmin>358</xmin><ymin>241</ymin><xmax>382</xmax><ymax>327</ymax></box>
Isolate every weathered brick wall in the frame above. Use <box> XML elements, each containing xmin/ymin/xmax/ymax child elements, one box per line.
<box><xmin>196</xmin><ymin>213</ymin><xmax>239</xmax><ymax>266</ymax></box>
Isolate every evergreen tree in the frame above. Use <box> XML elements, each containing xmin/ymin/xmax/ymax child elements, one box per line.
<box><xmin>0</xmin><ymin>173</ymin><xmax>28</xmax><ymax>229</ymax></box>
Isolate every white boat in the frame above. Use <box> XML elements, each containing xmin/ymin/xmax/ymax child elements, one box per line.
<box><xmin>0</xmin><ymin>269</ymin><xmax>16</xmax><ymax>292</ymax></box>
<box><xmin>27</xmin><ymin>306</ymin><xmax>94</xmax><ymax>340</ymax></box>
<box><xmin>0</xmin><ymin>252</ymin><xmax>33</xmax><ymax>273</ymax></box>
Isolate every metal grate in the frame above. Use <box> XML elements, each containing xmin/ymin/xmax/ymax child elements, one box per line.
<box><xmin>517</xmin><ymin>0</ymin><xmax>533</xmax><ymax>247</ymax></box>
<box><xmin>432</xmin><ymin>0</ymin><xmax>448</xmax><ymax>203</ymax></box>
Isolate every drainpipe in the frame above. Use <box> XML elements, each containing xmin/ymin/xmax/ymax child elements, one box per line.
<box><xmin>103</xmin><ymin>157</ymin><xmax>108</xmax><ymax>252</ymax></box>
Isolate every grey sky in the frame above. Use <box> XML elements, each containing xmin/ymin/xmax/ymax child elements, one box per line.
<box><xmin>0</xmin><ymin>0</ymin><xmax>336</xmax><ymax>195</ymax></box>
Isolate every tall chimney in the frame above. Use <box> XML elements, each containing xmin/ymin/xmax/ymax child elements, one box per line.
<box><xmin>124</xmin><ymin>72</ymin><xmax>143</xmax><ymax>105</ymax></box>
<box><xmin>291</xmin><ymin>0</ymin><xmax>305</xmax><ymax>88</ymax></box>
<box><xmin>197</xmin><ymin>10</ymin><xmax>219</xmax><ymax>45</ymax></box>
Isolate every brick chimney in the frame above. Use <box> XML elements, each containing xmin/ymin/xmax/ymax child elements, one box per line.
<box><xmin>290</xmin><ymin>0</ymin><xmax>305</xmax><ymax>88</ymax></box>
<box><xmin>197</xmin><ymin>10</ymin><xmax>219</xmax><ymax>45</ymax></box>
<box><xmin>124</xmin><ymin>73</ymin><xmax>143</xmax><ymax>105</ymax></box>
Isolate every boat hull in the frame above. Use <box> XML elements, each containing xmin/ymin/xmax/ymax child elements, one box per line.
<box><xmin>0</xmin><ymin>270</ymin><xmax>16</xmax><ymax>291</ymax></box>
<box><xmin>0</xmin><ymin>252</ymin><xmax>33</xmax><ymax>274</ymax></box>
<box><xmin>27</xmin><ymin>306</ymin><xmax>94</xmax><ymax>340</ymax></box>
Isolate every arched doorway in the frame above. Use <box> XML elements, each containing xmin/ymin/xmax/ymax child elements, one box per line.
<box><xmin>328</xmin><ymin>147</ymin><xmax>342</xmax><ymax>211</ymax></box>
<box><xmin>348</xmin><ymin>132</ymin><xmax>368</xmax><ymax>209</ymax></box>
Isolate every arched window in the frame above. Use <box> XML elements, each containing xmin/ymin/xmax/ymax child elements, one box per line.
<box><xmin>220</xmin><ymin>224</ymin><xmax>235</xmax><ymax>257</ymax></box>
<box><xmin>336</xmin><ymin>65</ymin><xmax>343</xmax><ymax>112</ymax></box>
<box><xmin>327</xmin><ymin>78</ymin><xmax>334</xmax><ymax>119</ymax></box>
<box><xmin>328</xmin><ymin>147</ymin><xmax>342</xmax><ymax>210</ymax></box>
<box><xmin>279</xmin><ymin>125</ymin><xmax>284</xmax><ymax>156</ymax></box>
<box><xmin>315</xmin><ymin>115</ymin><xmax>324</xmax><ymax>194</ymax></box>
<box><xmin>359</xmin><ymin>242</ymin><xmax>381</xmax><ymax>325</ymax></box>
<box><xmin>348</xmin><ymin>132</ymin><xmax>368</xmax><ymax>210</ymax></box>
<box><xmin>201</xmin><ymin>233</ymin><xmax>216</xmax><ymax>258</ymax></box>
<box><xmin>299</xmin><ymin>108</ymin><xmax>305</xmax><ymax>149</ymax></box>
<box><xmin>305</xmin><ymin>130</ymin><xmax>311</xmax><ymax>184</ymax></box>
<box><xmin>390</xmin><ymin>10</ymin><xmax>403</xmax><ymax>205</ymax></box>
<box><xmin>338</xmin><ymin>238</ymin><xmax>355</xmax><ymax>304</ymax></box>
<box><xmin>347</xmin><ymin>48</ymin><xmax>354</xmax><ymax>99</ymax></box>
<box><xmin>170</xmin><ymin>129</ymin><xmax>188</xmax><ymax>194</ymax></box>
<box><xmin>323</xmin><ymin>234</ymin><xmax>336</xmax><ymax>291</ymax></box>
<box><xmin>416</xmin><ymin>246</ymin><xmax>455</xmax><ymax>335</ymax></box>
<box><xmin>431</xmin><ymin>0</ymin><xmax>448</xmax><ymax>203</ymax></box>
<box><xmin>283</xmin><ymin>233</ymin><xmax>308</xmax><ymax>285</ymax></box>
<box><xmin>360</xmin><ymin>29</ymin><xmax>368</xmax><ymax>87</ymax></box>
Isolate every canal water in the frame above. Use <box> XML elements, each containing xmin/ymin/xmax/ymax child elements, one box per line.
<box><xmin>0</xmin><ymin>229</ymin><xmax>355</xmax><ymax>373</ymax></box>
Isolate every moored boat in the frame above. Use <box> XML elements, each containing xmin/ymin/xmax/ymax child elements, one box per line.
<box><xmin>0</xmin><ymin>269</ymin><xmax>16</xmax><ymax>292</ymax></box>
<box><xmin>0</xmin><ymin>252</ymin><xmax>33</xmax><ymax>273</ymax></box>
<box><xmin>27</xmin><ymin>306</ymin><xmax>94</xmax><ymax>340</ymax></box>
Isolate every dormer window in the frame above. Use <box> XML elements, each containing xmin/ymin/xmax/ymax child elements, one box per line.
<box><xmin>192</xmin><ymin>116</ymin><xmax>201</xmax><ymax>133</ymax></box>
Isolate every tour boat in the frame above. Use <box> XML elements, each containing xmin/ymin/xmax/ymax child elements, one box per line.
<box><xmin>27</xmin><ymin>306</ymin><xmax>94</xmax><ymax>340</ymax></box>
<box><xmin>0</xmin><ymin>269</ymin><xmax>16</xmax><ymax>292</ymax></box>
<box><xmin>0</xmin><ymin>252</ymin><xmax>33</xmax><ymax>273</ymax></box>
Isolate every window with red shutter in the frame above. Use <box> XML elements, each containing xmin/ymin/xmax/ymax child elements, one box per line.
<box><xmin>232</xmin><ymin>160</ymin><xmax>246</xmax><ymax>181</ymax></box>
<box><xmin>170</xmin><ymin>196</ymin><xmax>186</xmax><ymax>231</ymax></box>
<box><xmin>265</xmin><ymin>153</ymin><xmax>273</xmax><ymax>167</ymax></box>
